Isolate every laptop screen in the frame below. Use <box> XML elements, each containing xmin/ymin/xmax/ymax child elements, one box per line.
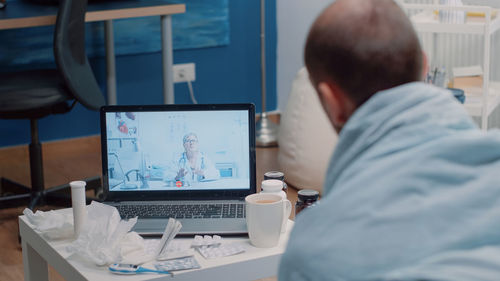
<box><xmin>100</xmin><ymin>104</ymin><xmax>256</xmax><ymax>201</ymax></box>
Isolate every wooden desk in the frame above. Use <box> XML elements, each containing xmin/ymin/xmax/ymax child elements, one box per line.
<box><xmin>0</xmin><ymin>0</ymin><xmax>186</xmax><ymax>105</ymax></box>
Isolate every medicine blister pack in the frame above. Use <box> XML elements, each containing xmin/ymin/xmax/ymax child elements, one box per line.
<box><xmin>196</xmin><ymin>243</ymin><xmax>246</xmax><ymax>259</ymax></box>
<box><xmin>155</xmin><ymin>256</ymin><xmax>201</xmax><ymax>272</ymax></box>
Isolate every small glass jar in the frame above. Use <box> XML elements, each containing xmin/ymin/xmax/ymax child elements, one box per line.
<box><xmin>295</xmin><ymin>189</ymin><xmax>319</xmax><ymax>216</ymax></box>
<box><xmin>264</xmin><ymin>171</ymin><xmax>288</xmax><ymax>194</ymax></box>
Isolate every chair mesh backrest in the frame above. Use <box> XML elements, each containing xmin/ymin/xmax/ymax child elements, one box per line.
<box><xmin>54</xmin><ymin>0</ymin><xmax>106</xmax><ymax>111</ymax></box>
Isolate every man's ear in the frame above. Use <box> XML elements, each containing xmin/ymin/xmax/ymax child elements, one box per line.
<box><xmin>317</xmin><ymin>82</ymin><xmax>354</xmax><ymax>132</ymax></box>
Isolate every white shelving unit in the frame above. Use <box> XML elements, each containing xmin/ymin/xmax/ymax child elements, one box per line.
<box><xmin>401</xmin><ymin>2</ymin><xmax>500</xmax><ymax>130</ymax></box>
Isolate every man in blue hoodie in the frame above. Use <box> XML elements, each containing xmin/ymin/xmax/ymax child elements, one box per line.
<box><xmin>278</xmin><ymin>0</ymin><xmax>500</xmax><ymax>280</ymax></box>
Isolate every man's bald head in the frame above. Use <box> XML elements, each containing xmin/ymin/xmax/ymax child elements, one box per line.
<box><xmin>305</xmin><ymin>0</ymin><xmax>422</xmax><ymax>106</ymax></box>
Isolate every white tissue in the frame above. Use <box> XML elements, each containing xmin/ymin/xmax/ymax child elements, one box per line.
<box><xmin>23</xmin><ymin>208</ymin><xmax>74</xmax><ymax>240</ymax></box>
<box><xmin>66</xmin><ymin>201</ymin><xmax>149</xmax><ymax>266</ymax></box>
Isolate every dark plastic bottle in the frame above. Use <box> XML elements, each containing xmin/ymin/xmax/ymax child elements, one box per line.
<box><xmin>264</xmin><ymin>171</ymin><xmax>288</xmax><ymax>194</ymax></box>
<box><xmin>295</xmin><ymin>189</ymin><xmax>319</xmax><ymax>216</ymax></box>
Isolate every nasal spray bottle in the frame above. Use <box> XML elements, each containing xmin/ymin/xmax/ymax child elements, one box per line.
<box><xmin>70</xmin><ymin>181</ymin><xmax>87</xmax><ymax>238</ymax></box>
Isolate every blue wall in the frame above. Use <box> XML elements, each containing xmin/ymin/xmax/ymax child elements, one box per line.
<box><xmin>0</xmin><ymin>0</ymin><xmax>277</xmax><ymax>147</ymax></box>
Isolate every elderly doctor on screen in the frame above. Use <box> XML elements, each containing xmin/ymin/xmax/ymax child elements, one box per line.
<box><xmin>164</xmin><ymin>133</ymin><xmax>219</xmax><ymax>185</ymax></box>
<box><xmin>278</xmin><ymin>0</ymin><xmax>500</xmax><ymax>280</ymax></box>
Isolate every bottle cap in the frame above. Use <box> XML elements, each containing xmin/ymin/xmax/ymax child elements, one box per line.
<box><xmin>69</xmin><ymin>180</ymin><xmax>86</xmax><ymax>190</ymax></box>
<box><xmin>261</xmin><ymin>179</ymin><xmax>283</xmax><ymax>192</ymax></box>
<box><xmin>297</xmin><ymin>189</ymin><xmax>319</xmax><ymax>201</ymax></box>
<box><xmin>264</xmin><ymin>171</ymin><xmax>285</xmax><ymax>181</ymax></box>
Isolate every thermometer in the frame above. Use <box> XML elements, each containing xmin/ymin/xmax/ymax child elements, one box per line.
<box><xmin>108</xmin><ymin>263</ymin><xmax>172</xmax><ymax>276</ymax></box>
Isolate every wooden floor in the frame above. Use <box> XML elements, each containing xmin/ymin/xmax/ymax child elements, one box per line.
<box><xmin>0</xmin><ymin>134</ymin><xmax>296</xmax><ymax>281</ymax></box>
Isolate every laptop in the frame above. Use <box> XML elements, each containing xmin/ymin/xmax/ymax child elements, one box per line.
<box><xmin>100</xmin><ymin>104</ymin><xmax>256</xmax><ymax>236</ymax></box>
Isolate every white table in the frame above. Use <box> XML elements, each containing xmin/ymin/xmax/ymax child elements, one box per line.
<box><xmin>19</xmin><ymin>213</ymin><xmax>293</xmax><ymax>281</ymax></box>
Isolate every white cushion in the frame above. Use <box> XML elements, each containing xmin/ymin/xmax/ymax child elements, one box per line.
<box><xmin>278</xmin><ymin>68</ymin><xmax>338</xmax><ymax>193</ymax></box>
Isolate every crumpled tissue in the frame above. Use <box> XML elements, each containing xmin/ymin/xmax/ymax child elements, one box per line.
<box><xmin>66</xmin><ymin>201</ymin><xmax>150</xmax><ymax>266</ymax></box>
<box><xmin>23</xmin><ymin>208</ymin><xmax>74</xmax><ymax>240</ymax></box>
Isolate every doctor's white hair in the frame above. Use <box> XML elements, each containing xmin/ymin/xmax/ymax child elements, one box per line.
<box><xmin>183</xmin><ymin>132</ymin><xmax>198</xmax><ymax>143</ymax></box>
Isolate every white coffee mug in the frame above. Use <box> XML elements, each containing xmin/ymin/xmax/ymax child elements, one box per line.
<box><xmin>260</xmin><ymin>179</ymin><xmax>289</xmax><ymax>233</ymax></box>
<box><xmin>245</xmin><ymin>193</ymin><xmax>292</xmax><ymax>248</ymax></box>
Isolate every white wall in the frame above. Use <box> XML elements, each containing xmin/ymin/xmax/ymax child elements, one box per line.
<box><xmin>276</xmin><ymin>0</ymin><xmax>500</xmax><ymax>113</ymax></box>
<box><xmin>276</xmin><ymin>0</ymin><xmax>332</xmax><ymax>112</ymax></box>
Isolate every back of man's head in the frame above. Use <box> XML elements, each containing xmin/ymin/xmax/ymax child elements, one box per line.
<box><xmin>305</xmin><ymin>0</ymin><xmax>423</xmax><ymax>106</ymax></box>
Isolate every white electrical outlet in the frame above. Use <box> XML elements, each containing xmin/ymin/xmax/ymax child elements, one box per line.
<box><xmin>173</xmin><ymin>63</ymin><xmax>196</xmax><ymax>83</ymax></box>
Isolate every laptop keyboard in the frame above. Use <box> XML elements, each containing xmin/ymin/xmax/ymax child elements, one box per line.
<box><xmin>115</xmin><ymin>203</ymin><xmax>246</xmax><ymax>220</ymax></box>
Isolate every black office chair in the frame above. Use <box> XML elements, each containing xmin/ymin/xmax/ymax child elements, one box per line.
<box><xmin>0</xmin><ymin>0</ymin><xmax>105</xmax><ymax>210</ymax></box>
